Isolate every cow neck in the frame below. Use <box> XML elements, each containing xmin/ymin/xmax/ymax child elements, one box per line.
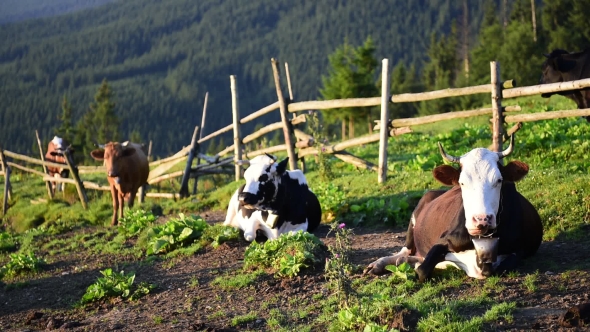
<box><xmin>266</xmin><ymin>175</ymin><xmax>288</xmax><ymax>213</ymax></box>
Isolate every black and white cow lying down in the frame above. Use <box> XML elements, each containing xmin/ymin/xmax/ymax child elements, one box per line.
<box><xmin>224</xmin><ymin>154</ymin><xmax>321</xmax><ymax>241</ymax></box>
<box><xmin>365</xmin><ymin>135</ymin><xmax>543</xmax><ymax>281</ymax></box>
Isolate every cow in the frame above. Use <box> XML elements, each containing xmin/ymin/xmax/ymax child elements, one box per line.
<box><xmin>90</xmin><ymin>141</ymin><xmax>149</xmax><ymax>226</ymax></box>
<box><xmin>45</xmin><ymin>136</ymin><xmax>73</xmax><ymax>192</ymax></box>
<box><xmin>540</xmin><ymin>48</ymin><xmax>590</xmax><ymax>120</ymax></box>
<box><xmin>224</xmin><ymin>154</ymin><xmax>321</xmax><ymax>241</ymax></box>
<box><xmin>364</xmin><ymin>135</ymin><xmax>543</xmax><ymax>281</ymax></box>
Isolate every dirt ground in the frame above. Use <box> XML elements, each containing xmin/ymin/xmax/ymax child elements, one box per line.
<box><xmin>1</xmin><ymin>210</ymin><xmax>590</xmax><ymax>331</ymax></box>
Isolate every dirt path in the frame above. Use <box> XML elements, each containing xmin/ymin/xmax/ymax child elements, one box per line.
<box><xmin>1</xmin><ymin>217</ymin><xmax>589</xmax><ymax>331</ymax></box>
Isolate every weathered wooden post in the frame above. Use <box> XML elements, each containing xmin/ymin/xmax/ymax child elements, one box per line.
<box><xmin>378</xmin><ymin>58</ymin><xmax>391</xmax><ymax>184</ymax></box>
<box><xmin>179</xmin><ymin>126</ymin><xmax>199</xmax><ymax>198</ymax></box>
<box><xmin>271</xmin><ymin>58</ymin><xmax>297</xmax><ymax>170</ymax></box>
<box><xmin>0</xmin><ymin>147</ymin><xmax>11</xmax><ymax>202</ymax></box>
<box><xmin>63</xmin><ymin>148</ymin><xmax>88</xmax><ymax>209</ymax></box>
<box><xmin>193</xmin><ymin>92</ymin><xmax>208</xmax><ymax>195</ymax></box>
<box><xmin>35</xmin><ymin>130</ymin><xmax>54</xmax><ymax>199</ymax></box>
<box><xmin>284</xmin><ymin>63</ymin><xmax>306</xmax><ymax>172</ymax></box>
<box><xmin>2</xmin><ymin>164</ymin><xmax>9</xmax><ymax>216</ymax></box>
<box><xmin>490</xmin><ymin>61</ymin><xmax>504</xmax><ymax>152</ymax></box>
<box><xmin>231</xmin><ymin>75</ymin><xmax>243</xmax><ymax>181</ymax></box>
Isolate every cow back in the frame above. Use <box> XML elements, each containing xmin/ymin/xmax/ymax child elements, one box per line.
<box><xmin>108</xmin><ymin>143</ymin><xmax>149</xmax><ymax>194</ymax></box>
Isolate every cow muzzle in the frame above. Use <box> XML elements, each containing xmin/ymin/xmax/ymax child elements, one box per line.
<box><xmin>238</xmin><ymin>192</ymin><xmax>258</xmax><ymax>206</ymax></box>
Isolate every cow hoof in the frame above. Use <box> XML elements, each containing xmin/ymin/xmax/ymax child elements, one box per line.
<box><xmin>415</xmin><ymin>265</ymin><xmax>429</xmax><ymax>283</ymax></box>
<box><xmin>363</xmin><ymin>258</ymin><xmax>389</xmax><ymax>276</ymax></box>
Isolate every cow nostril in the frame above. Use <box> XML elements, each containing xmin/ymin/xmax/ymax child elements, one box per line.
<box><xmin>477</xmin><ymin>224</ymin><xmax>486</xmax><ymax>230</ymax></box>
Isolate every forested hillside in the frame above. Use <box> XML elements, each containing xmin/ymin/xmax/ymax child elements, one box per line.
<box><xmin>0</xmin><ymin>0</ymin><xmax>488</xmax><ymax>157</ymax></box>
<box><xmin>0</xmin><ymin>0</ymin><xmax>116</xmax><ymax>24</ymax></box>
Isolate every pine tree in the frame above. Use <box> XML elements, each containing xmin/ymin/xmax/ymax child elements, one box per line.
<box><xmin>54</xmin><ymin>94</ymin><xmax>75</xmax><ymax>143</ymax></box>
<box><xmin>320</xmin><ymin>37</ymin><xmax>379</xmax><ymax>139</ymax></box>
<box><xmin>129</xmin><ymin>129</ymin><xmax>142</xmax><ymax>144</ymax></box>
<box><xmin>90</xmin><ymin>78</ymin><xmax>120</xmax><ymax>144</ymax></box>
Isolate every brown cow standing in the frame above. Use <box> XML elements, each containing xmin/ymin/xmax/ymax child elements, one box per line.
<box><xmin>90</xmin><ymin>142</ymin><xmax>149</xmax><ymax>226</ymax></box>
<box><xmin>45</xmin><ymin>136</ymin><xmax>73</xmax><ymax>192</ymax></box>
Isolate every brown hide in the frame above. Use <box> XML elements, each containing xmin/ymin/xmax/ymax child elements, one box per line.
<box><xmin>413</xmin><ymin>186</ymin><xmax>465</xmax><ymax>258</ymax></box>
<box><xmin>45</xmin><ymin>140</ymin><xmax>68</xmax><ymax>177</ymax></box>
<box><xmin>91</xmin><ymin>142</ymin><xmax>149</xmax><ymax>226</ymax></box>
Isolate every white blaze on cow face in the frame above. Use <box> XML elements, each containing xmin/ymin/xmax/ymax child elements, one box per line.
<box><xmin>51</xmin><ymin>136</ymin><xmax>65</xmax><ymax>150</ymax></box>
<box><xmin>458</xmin><ymin>148</ymin><xmax>503</xmax><ymax>236</ymax></box>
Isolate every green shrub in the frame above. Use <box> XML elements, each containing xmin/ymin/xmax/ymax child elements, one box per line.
<box><xmin>312</xmin><ymin>182</ymin><xmax>347</xmax><ymax>219</ymax></box>
<box><xmin>244</xmin><ymin>231</ymin><xmax>324</xmax><ymax>277</ymax></box>
<box><xmin>201</xmin><ymin>224</ymin><xmax>240</xmax><ymax>248</ymax></box>
<box><xmin>1</xmin><ymin>252</ymin><xmax>45</xmax><ymax>279</ymax></box>
<box><xmin>81</xmin><ymin>268</ymin><xmax>154</xmax><ymax>303</ymax></box>
<box><xmin>119</xmin><ymin>209</ymin><xmax>156</xmax><ymax>238</ymax></box>
<box><xmin>145</xmin><ymin>213</ymin><xmax>207</xmax><ymax>255</ymax></box>
<box><xmin>0</xmin><ymin>232</ymin><xmax>17</xmax><ymax>252</ymax></box>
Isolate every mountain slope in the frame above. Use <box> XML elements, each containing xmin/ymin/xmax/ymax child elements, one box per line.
<box><xmin>0</xmin><ymin>0</ymin><xmax>489</xmax><ymax>157</ymax></box>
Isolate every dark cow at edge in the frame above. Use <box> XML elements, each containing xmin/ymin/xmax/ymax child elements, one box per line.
<box><xmin>45</xmin><ymin>136</ymin><xmax>73</xmax><ymax>192</ymax></box>
<box><xmin>90</xmin><ymin>142</ymin><xmax>149</xmax><ymax>226</ymax></box>
<box><xmin>540</xmin><ymin>48</ymin><xmax>590</xmax><ymax>120</ymax></box>
<box><xmin>365</xmin><ymin>135</ymin><xmax>543</xmax><ymax>281</ymax></box>
<box><xmin>226</xmin><ymin>154</ymin><xmax>321</xmax><ymax>241</ymax></box>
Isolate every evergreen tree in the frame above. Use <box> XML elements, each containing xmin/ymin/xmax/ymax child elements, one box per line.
<box><xmin>541</xmin><ymin>0</ymin><xmax>588</xmax><ymax>51</ymax></box>
<box><xmin>320</xmin><ymin>37</ymin><xmax>379</xmax><ymax>139</ymax></box>
<box><xmin>470</xmin><ymin>1</ymin><xmax>504</xmax><ymax>85</ymax></box>
<box><xmin>90</xmin><ymin>78</ymin><xmax>120</xmax><ymax>144</ymax></box>
<box><xmin>54</xmin><ymin>94</ymin><xmax>75</xmax><ymax>143</ymax></box>
<box><xmin>389</xmin><ymin>62</ymin><xmax>421</xmax><ymax>119</ymax></box>
<box><xmin>129</xmin><ymin>129</ymin><xmax>142</xmax><ymax>144</ymax></box>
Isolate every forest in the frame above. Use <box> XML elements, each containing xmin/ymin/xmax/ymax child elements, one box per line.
<box><xmin>0</xmin><ymin>0</ymin><xmax>588</xmax><ymax>158</ymax></box>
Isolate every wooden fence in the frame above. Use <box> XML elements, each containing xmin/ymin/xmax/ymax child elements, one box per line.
<box><xmin>4</xmin><ymin>58</ymin><xmax>590</xmax><ymax>215</ymax></box>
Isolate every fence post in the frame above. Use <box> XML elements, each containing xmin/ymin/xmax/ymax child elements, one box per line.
<box><xmin>2</xmin><ymin>165</ymin><xmax>9</xmax><ymax>216</ymax></box>
<box><xmin>490</xmin><ymin>61</ymin><xmax>504</xmax><ymax>152</ymax></box>
<box><xmin>179</xmin><ymin>126</ymin><xmax>199</xmax><ymax>198</ymax></box>
<box><xmin>284</xmin><ymin>63</ymin><xmax>306</xmax><ymax>172</ymax></box>
<box><xmin>0</xmin><ymin>147</ymin><xmax>12</xmax><ymax>201</ymax></box>
<box><xmin>231</xmin><ymin>75</ymin><xmax>243</xmax><ymax>181</ymax></box>
<box><xmin>35</xmin><ymin>130</ymin><xmax>54</xmax><ymax>199</ymax></box>
<box><xmin>63</xmin><ymin>148</ymin><xmax>88</xmax><ymax>209</ymax></box>
<box><xmin>378</xmin><ymin>58</ymin><xmax>391</xmax><ymax>184</ymax></box>
<box><xmin>271</xmin><ymin>58</ymin><xmax>298</xmax><ymax>170</ymax></box>
<box><xmin>193</xmin><ymin>92</ymin><xmax>208</xmax><ymax>195</ymax></box>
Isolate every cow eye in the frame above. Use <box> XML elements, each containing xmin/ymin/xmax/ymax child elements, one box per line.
<box><xmin>459</xmin><ymin>182</ymin><xmax>465</xmax><ymax>186</ymax></box>
<box><xmin>259</xmin><ymin>174</ymin><xmax>269</xmax><ymax>182</ymax></box>
<box><xmin>497</xmin><ymin>179</ymin><xmax>503</xmax><ymax>184</ymax></box>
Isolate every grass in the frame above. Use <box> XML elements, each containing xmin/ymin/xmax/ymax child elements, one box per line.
<box><xmin>0</xmin><ymin>94</ymin><xmax>588</xmax><ymax>330</ymax></box>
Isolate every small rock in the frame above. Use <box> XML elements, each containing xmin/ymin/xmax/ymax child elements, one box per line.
<box><xmin>545</xmin><ymin>271</ymin><xmax>555</xmax><ymax>275</ymax></box>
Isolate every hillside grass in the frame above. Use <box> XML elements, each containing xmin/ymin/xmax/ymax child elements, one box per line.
<box><xmin>1</xmin><ymin>94</ymin><xmax>590</xmax><ymax>330</ymax></box>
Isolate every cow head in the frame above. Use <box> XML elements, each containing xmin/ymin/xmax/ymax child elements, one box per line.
<box><xmin>90</xmin><ymin>142</ymin><xmax>136</xmax><ymax>178</ymax></box>
<box><xmin>433</xmin><ymin>135</ymin><xmax>529</xmax><ymax>236</ymax></box>
<box><xmin>238</xmin><ymin>154</ymin><xmax>288</xmax><ymax>209</ymax></box>
<box><xmin>540</xmin><ymin>49</ymin><xmax>577</xmax><ymax>96</ymax></box>
<box><xmin>48</xmin><ymin>136</ymin><xmax>72</xmax><ymax>156</ymax></box>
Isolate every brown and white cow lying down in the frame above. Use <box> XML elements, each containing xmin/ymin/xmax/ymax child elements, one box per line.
<box><xmin>45</xmin><ymin>136</ymin><xmax>73</xmax><ymax>192</ymax></box>
<box><xmin>90</xmin><ymin>142</ymin><xmax>149</xmax><ymax>226</ymax></box>
<box><xmin>365</xmin><ymin>135</ymin><xmax>543</xmax><ymax>281</ymax></box>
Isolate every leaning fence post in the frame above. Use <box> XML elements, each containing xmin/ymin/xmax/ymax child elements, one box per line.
<box><xmin>63</xmin><ymin>148</ymin><xmax>88</xmax><ymax>209</ymax></box>
<box><xmin>271</xmin><ymin>58</ymin><xmax>298</xmax><ymax>170</ymax></box>
<box><xmin>0</xmin><ymin>147</ymin><xmax>12</xmax><ymax>202</ymax></box>
<box><xmin>35</xmin><ymin>130</ymin><xmax>54</xmax><ymax>199</ymax></box>
<box><xmin>284</xmin><ymin>63</ymin><xmax>306</xmax><ymax>172</ymax></box>
<box><xmin>193</xmin><ymin>92</ymin><xmax>208</xmax><ymax>195</ymax></box>
<box><xmin>378</xmin><ymin>58</ymin><xmax>391</xmax><ymax>184</ymax></box>
<box><xmin>231</xmin><ymin>75</ymin><xmax>243</xmax><ymax>181</ymax></box>
<box><xmin>179</xmin><ymin>126</ymin><xmax>199</xmax><ymax>198</ymax></box>
<box><xmin>2</xmin><ymin>165</ymin><xmax>9</xmax><ymax>216</ymax></box>
<box><xmin>490</xmin><ymin>61</ymin><xmax>504</xmax><ymax>152</ymax></box>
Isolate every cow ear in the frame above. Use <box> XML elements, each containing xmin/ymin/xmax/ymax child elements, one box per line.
<box><xmin>276</xmin><ymin>158</ymin><xmax>289</xmax><ymax>175</ymax></box>
<box><xmin>122</xmin><ymin>147</ymin><xmax>137</xmax><ymax>157</ymax></box>
<box><xmin>433</xmin><ymin>165</ymin><xmax>460</xmax><ymax>186</ymax></box>
<box><xmin>502</xmin><ymin>160</ymin><xmax>529</xmax><ymax>182</ymax></box>
<box><xmin>555</xmin><ymin>57</ymin><xmax>577</xmax><ymax>72</ymax></box>
<box><xmin>90</xmin><ymin>149</ymin><xmax>105</xmax><ymax>161</ymax></box>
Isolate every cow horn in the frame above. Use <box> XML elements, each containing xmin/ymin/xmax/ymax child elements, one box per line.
<box><xmin>265</xmin><ymin>153</ymin><xmax>277</xmax><ymax>162</ymax></box>
<box><xmin>497</xmin><ymin>134</ymin><xmax>515</xmax><ymax>159</ymax></box>
<box><xmin>438</xmin><ymin>142</ymin><xmax>461</xmax><ymax>163</ymax></box>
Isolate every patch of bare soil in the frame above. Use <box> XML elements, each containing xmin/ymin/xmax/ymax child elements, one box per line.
<box><xmin>0</xmin><ymin>216</ymin><xmax>589</xmax><ymax>331</ymax></box>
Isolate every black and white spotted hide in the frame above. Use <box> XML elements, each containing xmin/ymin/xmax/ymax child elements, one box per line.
<box><xmin>224</xmin><ymin>157</ymin><xmax>321</xmax><ymax>241</ymax></box>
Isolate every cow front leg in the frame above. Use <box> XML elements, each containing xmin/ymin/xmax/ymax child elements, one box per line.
<box><xmin>111</xmin><ymin>187</ymin><xmax>119</xmax><ymax>226</ymax></box>
<box><xmin>117</xmin><ymin>192</ymin><xmax>125</xmax><ymax>226</ymax></box>
<box><xmin>365</xmin><ymin>214</ymin><xmax>418</xmax><ymax>275</ymax></box>
<box><xmin>415</xmin><ymin>244</ymin><xmax>449</xmax><ymax>282</ymax></box>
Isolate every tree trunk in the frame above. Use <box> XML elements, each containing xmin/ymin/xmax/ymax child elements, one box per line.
<box><xmin>341</xmin><ymin>119</ymin><xmax>346</xmax><ymax>141</ymax></box>
<box><xmin>531</xmin><ymin>0</ymin><xmax>537</xmax><ymax>42</ymax></box>
<box><xmin>349</xmin><ymin>116</ymin><xmax>355</xmax><ymax>138</ymax></box>
<box><xmin>367</xmin><ymin>111</ymin><xmax>373</xmax><ymax>134</ymax></box>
